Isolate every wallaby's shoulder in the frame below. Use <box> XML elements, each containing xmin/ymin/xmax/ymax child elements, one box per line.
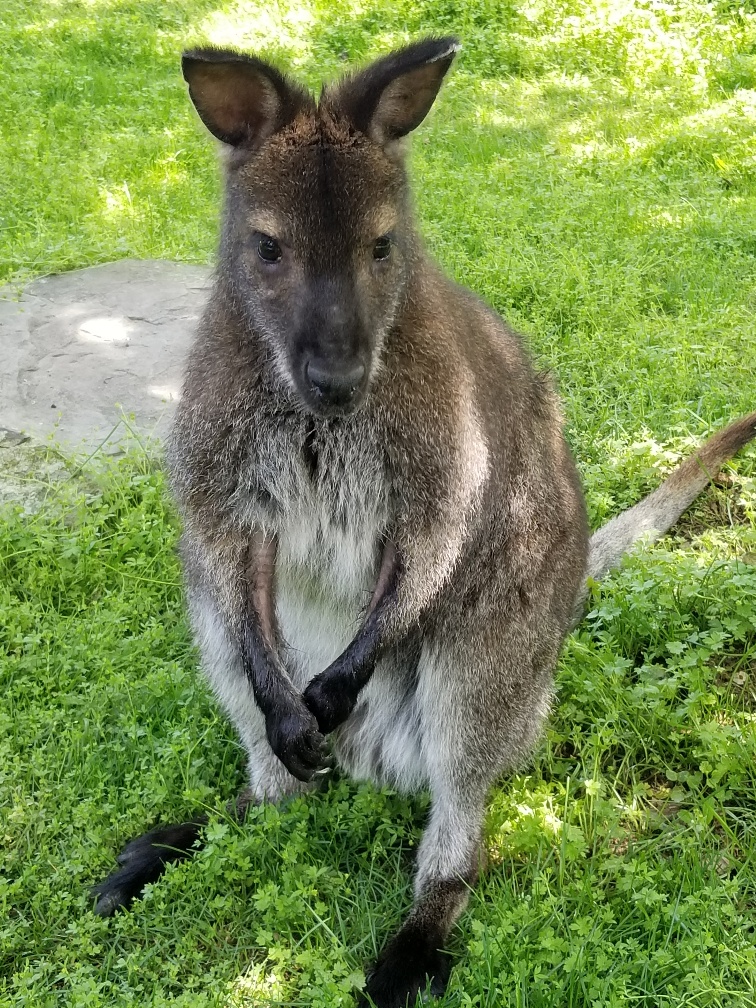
<box><xmin>384</xmin><ymin>258</ymin><xmax>566</xmax><ymax>462</ymax></box>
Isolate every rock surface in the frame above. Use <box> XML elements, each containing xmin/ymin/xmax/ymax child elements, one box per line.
<box><xmin>0</xmin><ymin>259</ymin><xmax>212</xmax><ymax>449</ymax></box>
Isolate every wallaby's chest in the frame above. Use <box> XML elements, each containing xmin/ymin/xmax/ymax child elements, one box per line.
<box><xmin>241</xmin><ymin>418</ymin><xmax>390</xmax><ymax>682</ymax></box>
<box><xmin>275</xmin><ymin>496</ymin><xmax>387</xmax><ymax>685</ymax></box>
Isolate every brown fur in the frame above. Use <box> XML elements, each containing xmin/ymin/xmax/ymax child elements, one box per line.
<box><xmin>91</xmin><ymin>39</ymin><xmax>755</xmax><ymax>1008</ymax></box>
<box><xmin>586</xmin><ymin>410</ymin><xmax>756</xmax><ymax>589</ymax></box>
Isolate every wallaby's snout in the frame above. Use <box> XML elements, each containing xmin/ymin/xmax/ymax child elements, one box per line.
<box><xmin>293</xmin><ymin>276</ymin><xmax>371</xmax><ymax>415</ymax></box>
<box><xmin>304</xmin><ymin>359</ymin><xmax>366</xmax><ymax>412</ymax></box>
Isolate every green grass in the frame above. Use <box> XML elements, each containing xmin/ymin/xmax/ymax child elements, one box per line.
<box><xmin>2</xmin><ymin>438</ymin><xmax>755</xmax><ymax>1008</ymax></box>
<box><xmin>2</xmin><ymin>0</ymin><xmax>756</xmax><ymax>1005</ymax></box>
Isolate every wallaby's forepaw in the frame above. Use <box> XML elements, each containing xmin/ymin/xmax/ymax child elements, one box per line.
<box><xmin>303</xmin><ymin>672</ymin><xmax>357</xmax><ymax>735</ymax></box>
<box><xmin>91</xmin><ymin>821</ymin><xmax>204</xmax><ymax>917</ymax></box>
<box><xmin>266</xmin><ymin>705</ymin><xmax>327</xmax><ymax>782</ymax></box>
<box><xmin>358</xmin><ymin>927</ymin><xmax>451</xmax><ymax>1007</ymax></box>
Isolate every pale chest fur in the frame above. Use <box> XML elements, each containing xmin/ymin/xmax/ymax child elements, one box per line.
<box><xmin>234</xmin><ymin>416</ymin><xmax>390</xmax><ymax>687</ymax></box>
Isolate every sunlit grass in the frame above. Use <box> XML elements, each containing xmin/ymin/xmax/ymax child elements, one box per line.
<box><xmin>198</xmin><ymin>0</ymin><xmax>316</xmax><ymax>61</ymax></box>
<box><xmin>3</xmin><ymin>0</ymin><xmax>756</xmax><ymax>1004</ymax></box>
<box><xmin>2</xmin><ymin>443</ymin><xmax>754</xmax><ymax>1007</ymax></box>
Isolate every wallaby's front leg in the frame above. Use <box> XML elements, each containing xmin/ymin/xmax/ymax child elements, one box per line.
<box><xmin>242</xmin><ymin>531</ymin><xmax>326</xmax><ymax>781</ymax></box>
<box><xmin>303</xmin><ymin>540</ymin><xmax>400</xmax><ymax>733</ymax></box>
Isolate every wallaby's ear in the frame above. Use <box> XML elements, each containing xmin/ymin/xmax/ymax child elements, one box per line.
<box><xmin>182</xmin><ymin>48</ymin><xmax>313</xmax><ymax>147</ymax></box>
<box><xmin>328</xmin><ymin>37</ymin><xmax>460</xmax><ymax>144</ymax></box>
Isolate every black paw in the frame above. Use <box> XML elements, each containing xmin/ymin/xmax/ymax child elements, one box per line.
<box><xmin>266</xmin><ymin>704</ymin><xmax>327</xmax><ymax>782</ymax></box>
<box><xmin>91</xmin><ymin>820</ymin><xmax>204</xmax><ymax>917</ymax></box>
<box><xmin>303</xmin><ymin>671</ymin><xmax>356</xmax><ymax>735</ymax></box>
<box><xmin>359</xmin><ymin>927</ymin><xmax>451</xmax><ymax>1007</ymax></box>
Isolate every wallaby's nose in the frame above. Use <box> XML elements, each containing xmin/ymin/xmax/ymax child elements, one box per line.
<box><xmin>306</xmin><ymin>360</ymin><xmax>366</xmax><ymax>406</ymax></box>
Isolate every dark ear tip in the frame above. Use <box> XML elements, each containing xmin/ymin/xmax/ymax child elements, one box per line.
<box><xmin>413</xmin><ymin>35</ymin><xmax>462</xmax><ymax>65</ymax></box>
<box><xmin>181</xmin><ymin>46</ymin><xmax>246</xmax><ymax>62</ymax></box>
<box><xmin>181</xmin><ymin>46</ymin><xmax>254</xmax><ymax>79</ymax></box>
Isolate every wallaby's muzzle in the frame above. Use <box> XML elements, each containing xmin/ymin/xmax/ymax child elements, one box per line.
<box><xmin>303</xmin><ymin>358</ymin><xmax>367</xmax><ymax>413</ymax></box>
<box><xmin>291</xmin><ymin>277</ymin><xmax>373</xmax><ymax>415</ymax></box>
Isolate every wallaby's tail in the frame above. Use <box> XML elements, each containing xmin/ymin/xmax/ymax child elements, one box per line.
<box><xmin>585</xmin><ymin>411</ymin><xmax>756</xmax><ymax>588</ymax></box>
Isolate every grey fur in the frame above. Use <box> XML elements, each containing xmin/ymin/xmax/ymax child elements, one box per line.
<box><xmin>95</xmin><ymin>38</ymin><xmax>756</xmax><ymax>1008</ymax></box>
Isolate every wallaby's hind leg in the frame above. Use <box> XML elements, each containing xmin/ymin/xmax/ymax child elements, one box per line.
<box><xmin>92</xmin><ymin>819</ymin><xmax>207</xmax><ymax>916</ymax></box>
<box><xmin>90</xmin><ymin>788</ymin><xmax>262</xmax><ymax>916</ymax></box>
<box><xmin>360</xmin><ymin>631</ymin><xmax>555</xmax><ymax>1007</ymax></box>
<box><xmin>359</xmin><ymin>788</ymin><xmax>485</xmax><ymax>1007</ymax></box>
<box><xmin>359</xmin><ymin>646</ymin><xmax>488</xmax><ymax>1006</ymax></box>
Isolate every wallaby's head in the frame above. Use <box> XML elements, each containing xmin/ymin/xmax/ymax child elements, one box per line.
<box><xmin>182</xmin><ymin>38</ymin><xmax>458</xmax><ymax>417</ymax></box>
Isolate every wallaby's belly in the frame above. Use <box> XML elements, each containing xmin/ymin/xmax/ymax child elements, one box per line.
<box><xmin>273</xmin><ymin>504</ymin><xmax>427</xmax><ymax>791</ymax></box>
<box><xmin>275</xmin><ymin>504</ymin><xmax>383</xmax><ymax>686</ymax></box>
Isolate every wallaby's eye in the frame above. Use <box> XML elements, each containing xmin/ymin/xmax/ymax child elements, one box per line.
<box><xmin>258</xmin><ymin>235</ymin><xmax>282</xmax><ymax>263</ymax></box>
<box><xmin>373</xmin><ymin>235</ymin><xmax>392</xmax><ymax>261</ymax></box>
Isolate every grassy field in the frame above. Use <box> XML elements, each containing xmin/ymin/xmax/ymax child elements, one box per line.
<box><xmin>3</xmin><ymin>0</ymin><xmax>756</xmax><ymax>1005</ymax></box>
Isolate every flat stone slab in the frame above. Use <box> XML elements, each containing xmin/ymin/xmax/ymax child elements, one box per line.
<box><xmin>0</xmin><ymin>259</ymin><xmax>212</xmax><ymax>449</ymax></box>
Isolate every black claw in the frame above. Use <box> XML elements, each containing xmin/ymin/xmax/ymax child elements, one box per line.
<box><xmin>286</xmin><ymin>759</ymin><xmax>314</xmax><ymax>783</ymax></box>
<box><xmin>285</xmin><ymin>752</ymin><xmax>319</xmax><ymax>782</ymax></box>
<box><xmin>280</xmin><ymin>732</ymin><xmax>328</xmax><ymax>781</ymax></box>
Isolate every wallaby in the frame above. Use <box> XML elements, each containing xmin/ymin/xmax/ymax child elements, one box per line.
<box><xmin>92</xmin><ymin>38</ymin><xmax>756</xmax><ymax>1007</ymax></box>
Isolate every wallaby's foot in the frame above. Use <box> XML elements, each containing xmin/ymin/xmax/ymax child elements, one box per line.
<box><xmin>91</xmin><ymin>820</ymin><xmax>205</xmax><ymax>916</ymax></box>
<box><xmin>359</xmin><ymin>926</ymin><xmax>451</xmax><ymax>1007</ymax></box>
